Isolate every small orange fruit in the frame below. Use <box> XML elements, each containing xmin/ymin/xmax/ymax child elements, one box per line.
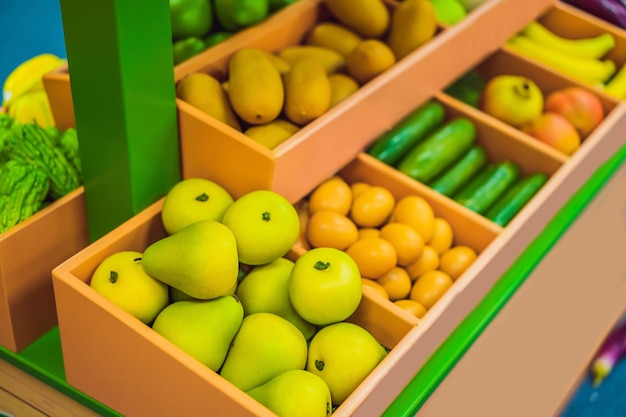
<box><xmin>378</xmin><ymin>266</ymin><xmax>412</xmax><ymax>301</ymax></box>
<box><xmin>393</xmin><ymin>299</ymin><xmax>427</xmax><ymax>319</ymax></box>
<box><xmin>428</xmin><ymin>217</ymin><xmax>454</xmax><ymax>254</ymax></box>
<box><xmin>350</xmin><ymin>185</ymin><xmax>396</xmax><ymax>228</ymax></box>
<box><xmin>306</xmin><ymin>210</ymin><xmax>359</xmax><ymax>250</ymax></box>
<box><xmin>390</xmin><ymin>195</ymin><xmax>435</xmax><ymax>242</ymax></box>
<box><xmin>404</xmin><ymin>245</ymin><xmax>439</xmax><ymax>281</ymax></box>
<box><xmin>346</xmin><ymin>237</ymin><xmax>397</xmax><ymax>279</ymax></box>
<box><xmin>379</xmin><ymin>222</ymin><xmax>425</xmax><ymax>266</ymax></box>
<box><xmin>308</xmin><ymin>175</ymin><xmax>352</xmax><ymax>216</ymax></box>
<box><xmin>439</xmin><ymin>245</ymin><xmax>478</xmax><ymax>280</ymax></box>
<box><xmin>410</xmin><ymin>270</ymin><xmax>453</xmax><ymax>309</ymax></box>
<box><xmin>358</xmin><ymin>227</ymin><xmax>380</xmax><ymax>240</ymax></box>
<box><xmin>362</xmin><ymin>278</ymin><xmax>389</xmax><ymax>300</ymax></box>
<box><xmin>350</xmin><ymin>181</ymin><xmax>371</xmax><ymax>199</ymax></box>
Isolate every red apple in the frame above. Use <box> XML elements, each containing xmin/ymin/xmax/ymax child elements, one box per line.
<box><xmin>545</xmin><ymin>86</ymin><xmax>604</xmax><ymax>137</ymax></box>
<box><xmin>521</xmin><ymin>112</ymin><xmax>581</xmax><ymax>156</ymax></box>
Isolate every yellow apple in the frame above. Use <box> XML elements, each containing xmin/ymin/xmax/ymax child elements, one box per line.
<box><xmin>90</xmin><ymin>251</ymin><xmax>169</xmax><ymax>324</ymax></box>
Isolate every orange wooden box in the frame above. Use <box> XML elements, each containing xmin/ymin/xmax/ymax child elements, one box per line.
<box><xmin>0</xmin><ymin>187</ymin><xmax>89</xmax><ymax>352</ymax></box>
<box><xmin>43</xmin><ymin>0</ymin><xmax>555</xmax><ymax>202</ymax></box>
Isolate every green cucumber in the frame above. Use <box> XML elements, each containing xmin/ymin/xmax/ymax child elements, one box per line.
<box><xmin>428</xmin><ymin>145</ymin><xmax>488</xmax><ymax>197</ymax></box>
<box><xmin>454</xmin><ymin>160</ymin><xmax>521</xmax><ymax>214</ymax></box>
<box><xmin>396</xmin><ymin>117</ymin><xmax>476</xmax><ymax>183</ymax></box>
<box><xmin>367</xmin><ymin>100</ymin><xmax>445</xmax><ymax>166</ymax></box>
<box><xmin>485</xmin><ymin>172</ymin><xmax>548</xmax><ymax>226</ymax></box>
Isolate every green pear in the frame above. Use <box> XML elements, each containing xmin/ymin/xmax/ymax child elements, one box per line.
<box><xmin>306</xmin><ymin>322</ymin><xmax>388</xmax><ymax>405</ymax></box>
<box><xmin>142</xmin><ymin>219</ymin><xmax>239</xmax><ymax>300</ymax></box>
<box><xmin>161</xmin><ymin>177</ymin><xmax>234</xmax><ymax>235</ymax></box>
<box><xmin>236</xmin><ymin>257</ymin><xmax>317</xmax><ymax>340</ymax></box>
<box><xmin>246</xmin><ymin>370</ymin><xmax>332</xmax><ymax>417</ymax></box>
<box><xmin>90</xmin><ymin>251</ymin><xmax>169</xmax><ymax>325</ymax></box>
<box><xmin>429</xmin><ymin>0</ymin><xmax>467</xmax><ymax>25</ymax></box>
<box><xmin>220</xmin><ymin>312</ymin><xmax>308</xmax><ymax>392</ymax></box>
<box><xmin>152</xmin><ymin>296</ymin><xmax>244</xmax><ymax>372</ymax></box>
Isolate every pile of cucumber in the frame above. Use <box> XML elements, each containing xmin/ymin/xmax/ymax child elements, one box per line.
<box><xmin>367</xmin><ymin>100</ymin><xmax>548</xmax><ymax>226</ymax></box>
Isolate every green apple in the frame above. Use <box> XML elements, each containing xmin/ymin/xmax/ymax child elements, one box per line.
<box><xmin>221</xmin><ymin>190</ymin><xmax>300</xmax><ymax>266</ymax></box>
<box><xmin>306</xmin><ymin>322</ymin><xmax>388</xmax><ymax>405</ymax></box>
<box><xmin>90</xmin><ymin>251</ymin><xmax>170</xmax><ymax>324</ymax></box>
<box><xmin>161</xmin><ymin>177</ymin><xmax>234</xmax><ymax>235</ymax></box>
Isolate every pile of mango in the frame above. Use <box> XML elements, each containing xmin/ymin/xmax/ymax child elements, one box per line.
<box><xmin>176</xmin><ymin>0</ymin><xmax>439</xmax><ymax>149</ymax></box>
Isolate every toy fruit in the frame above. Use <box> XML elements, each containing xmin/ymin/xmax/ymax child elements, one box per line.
<box><xmin>288</xmin><ymin>247</ymin><xmax>362</xmax><ymax>326</ymax></box>
<box><xmin>386</xmin><ymin>0</ymin><xmax>437</xmax><ymax>60</ymax></box>
<box><xmin>306</xmin><ymin>322</ymin><xmax>388</xmax><ymax>405</ymax></box>
<box><xmin>283</xmin><ymin>57</ymin><xmax>332</xmax><ymax>125</ymax></box>
<box><xmin>430</xmin><ymin>0</ymin><xmax>467</xmax><ymax>25</ymax></box>
<box><xmin>324</xmin><ymin>0</ymin><xmax>390</xmax><ymax>38</ymax></box>
<box><xmin>169</xmin><ymin>0</ymin><xmax>212</xmax><ymax>40</ymax></box>
<box><xmin>214</xmin><ymin>0</ymin><xmax>269</xmax><ymax>31</ymax></box>
<box><xmin>346</xmin><ymin>39</ymin><xmax>396</xmax><ymax>84</ymax></box>
<box><xmin>160</xmin><ymin>177</ymin><xmax>234</xmax><ymax>235</ymax></box>
<box><xmin>221</xmin><ymin>190</ymin><xmax>300</xmax><ymax>265</ymax></box>
<box><xmin>479</xmin><ymin>75</ymin><xmax>544</xmax><ymax>128</ymax></box>
<box><xmin>521</xmin><ymin>112</ymin><xmax>581</xmax><ymax>155</ymax></box>
<box><xmin>544</xmin><ymin>86</ymin><xmax>605</xmax><ymax>137</ymax></box>
<box><xmin>90</xmin><ymin>251</ymin><xmax>169</xmax><ymax>325</ymax></box>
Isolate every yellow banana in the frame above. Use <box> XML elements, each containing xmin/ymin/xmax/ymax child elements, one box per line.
<box><xmin>604</xmin><ymin>62</ymin><xmax>626</xmax><ymax>99</ymax></box>
<box><xmin>521</xmin><ymin>21</ymin><xmax>615</xmax><ymax>60</ymax></box>
<box><xmin>7</xmin><ymin>90</ymin><xmax>56</xmax><ymax>128</ymax></box>
<box><xmin>2</xmin><ymin>53</ymin><xmax>66</xmax><ymax>108</ymax></box>
<box><xmin>506</xmin><ymin>35</ymin><xmax>616</xmax><ymax>85</ymax></box>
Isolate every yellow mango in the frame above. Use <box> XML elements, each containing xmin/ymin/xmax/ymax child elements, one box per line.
<box><xmin>346</xmin><ymin>39</ymin><xmax>396</xmax><ymax>84</ymax></box>
<box><xmin>328</xmin><ymin>73</ymin><xmax>359</xmax><ymax>108</ymax></box>
<box><xmin>305</xmin><ymin>22</ymin><xmax>363</xmax><ymax>57</ymax></box>
<box><xmin>244</xmin><ymin>119</ymin><xmax>300</xmax><ymax>149</ymax></box>
<box><xmin>278</xmin><ymin>45</ymin><xmax>346</xmax><ymax>74</ymax></box>
<box><xmin>227</xmin><ymin>48</ymin><xmax>284</xmax><ymax>125</ymax></box>
<box><xmin>176</xmin><ymin>72</ymin><xmax>242</xmax><ymax>131</ymax></box>
<box><xmin>324</xmin><ymin>0</ymin><xmax>390</xmax><ymax>38</ymax></box>
<box><xmin>387</xmin><ymin>0</ymin><xmax>438</xmax><ymax>60</ymax></box>
<box><xmin>283</xmin><ymin>57</ymin><xmax>332</xmax><ymax>126</ymax></box>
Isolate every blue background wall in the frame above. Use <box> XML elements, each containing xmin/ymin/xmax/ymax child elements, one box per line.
<box><xmin>1</xmin><ymin>0</ymin><xmax>67</xmax><ymax>90</ymax></box>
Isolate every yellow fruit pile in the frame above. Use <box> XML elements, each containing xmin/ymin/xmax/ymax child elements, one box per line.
<box><xmin>297</xmin><ymin>175</ymin><xmax>478</xmax><ymax>319</ymax></box>
<box><xmin>176</xmin><ymin>0</ymin><xmax>438</xmax><ymax>149</ymax></box>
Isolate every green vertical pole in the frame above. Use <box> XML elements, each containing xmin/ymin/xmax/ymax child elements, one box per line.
<box><xmin>59</xmin><ymin>0</ymin><xmax>181</xmax><ymax>241</ymax></box>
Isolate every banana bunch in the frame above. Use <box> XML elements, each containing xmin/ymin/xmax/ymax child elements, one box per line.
<box><xmin>2</xmin><ymin>54</ymin><xmax>66</xmax><ymax>127</ymax></box>
<box><xmin>505</xmin><ymin>21</ymin><xmax>617</xmax><ymax>87</ymax></box>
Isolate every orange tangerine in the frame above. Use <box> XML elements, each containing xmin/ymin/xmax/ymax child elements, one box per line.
<box><xmin>428</xmin><ymin>217</ymin><xmax>454</xmax><ymax>254</ymax></box>
<box><xmin>350</xmin><ymin>181</ymin><xmax>371</xmax><ymax>199</ymax></box>
<box><xmin>439</xmin><ymin>245</ymin><xmax>478</xmax><ymax>280</ymax></box>
<box><xmin>308</xmin><ymin>175</ymin><xmax>352</xmax><ymax>216</ymax></box>
<box><xmin>379</xmin><ymin>222</ymin><xmax>425</xmax><ymax>266</ymax></box>
<box><xmin>350</xmin><ymin>185</ymin><xmax>396</xmax><ymax>227</ymax></box>
<box><xmin>390</xmin><ymin>195</ymin><xmax>435</xmax><ymax>242</ymax></box>
<box><xmin>404</xmin><ymin>245</ymin><xmax>439</xmax><ymax>281</ymax></box>
<box><xmin>378</xmin><ymin>266</ymin><xmax>412</xmax><ymax>301</ymax></box>
<box><xmin>410</xmin><ymin>270</ymin><xmax>453</xmax><ymax>309</ymax></box>
<box><xmin>306</xmin><ymin>210</ymin><xmax>359</xmax><ymax>250</ymax></box>
<box><xmin>358</xmin><ymin>227</ymin><xmax>380</xmax><ymax>240</ymax></box>
<box><xmin>346</xmin><ymin>237</ymin><xmax>397</xmax><ymax>279</ymax></box>
<box><xmin>393</xmin><ymin>299</ymin><xmax>427</xmax><ymax>319</ymax></box>
<box><xmin>361</xmin><ymin>278</ymin><xmax>389</xmax><ymax>300</ymax></box>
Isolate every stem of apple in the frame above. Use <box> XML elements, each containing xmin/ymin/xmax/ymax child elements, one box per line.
<box><xmin>195</xmin><ymin>193</ymin><xmax>209</xmax><ymax>202</ymax></box>
<box><xmin>314</xmin><ymin>261</ymin><xmax>330</xmax><ymax>270</ymax></box>
<box><xmin>514</xmin><ymin>80</ymin><xmax>532</xmax><ymax>99</ymax></box>
<box><xmin>315</xmin><ymin>359</ymin><xmax>325</xmax><ymax>371</ymax></box>
<box><xmin>109</xmin><ymin>271</ymin><xmax>118</xmax><ymax>284</ymax></box>
<box><xmin>262</xmin><ymin>211</ymin><xmax>271</xmax><ymax>222</ymax></box>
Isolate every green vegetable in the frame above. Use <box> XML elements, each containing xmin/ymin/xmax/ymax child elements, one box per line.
<box><xmin>396</xmin><ymin>117</ymin><xmax>476</xmax><ymax>183</ymax></box>
<box><xmin>214</xmin><ymin>0</ymin><xmax>270</xmax><ymax>31</ymax></box>
<box><xmin>9</xmin><ymin>122</ymin><xmax>80</xmax><ymax>199</ymax></box>
<box><xmin>0</xmin><ymin>160</ymin><xmax>50</xmax><ymax>233</ymax></box>
<box><xmin>58</xmin><ymin>127</ymin><xmax>82</xmax><ymax>176</ymax></box>
<box><xmin>484</xmin><ymin>172</ymin><xmax>548</xmax><ymax>226</ymax></box>
<box><xmin>444</xmin><ymin>69</ymin><xmax>487</xmax><ymax>108</ymax></box>
<box><xmin>454</xmin><ymin>160</ymin><xmax>521</xmax><ymax>214</ymax></box>
<box><xmin>367</xmin><ymin>100</ymin><xmax>445</xmax><ymax>166</ymax></box>
<box><xmin>428</xmin><ymin>145</ymin><xmax>488</xmax><ymax>197</ymax></box>
<box><xmin>169</xmin><ymin>0</ymin><xmax>212</xmax><ymax>41</ymax></box>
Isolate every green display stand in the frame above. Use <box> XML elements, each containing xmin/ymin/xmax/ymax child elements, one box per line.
<box><xmin>1</xmin><ymin>142</ymin><xmax>624</xmax><ymax>416</ymax></box>
<box><xmin>59</xmin><ymin>0</ymin><xmax>181</xmax><ymax>242</ymax></box>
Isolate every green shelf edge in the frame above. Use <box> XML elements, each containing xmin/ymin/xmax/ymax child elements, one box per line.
<box><xmin>382</xmin><ymin>140</ymin><xmax>626</xmax><ymax>417</ymax></box>
<box><xmin>0</xmin><ymin>143</ymin><xmax>623</xmax><ymax>417</ymax></box>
